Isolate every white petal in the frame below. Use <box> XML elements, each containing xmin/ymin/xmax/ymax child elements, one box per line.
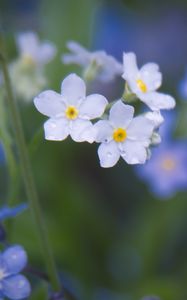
<box><xmin>144</xmin><ymin>111</ymin><xmax>164</xmax><ymax>128</ymax></box>
<box><xmin>70</xmin><ymin>119</ymin><xmax>93</xmax><ymax>142</ymax></box>
<box><xmin>127</xmin><ymin>115</ymin><xmax>154</xmax><ymax>144</ymax></box>
<box><xmin>140</xmin><ymin>63</ymin><xmax>162</xmax><ymax>91</ymax></box>
<box><xmin>121</xmin><ymin>140</ymin><xmax>147</xmax><ymax>164</ymax></box>
<box><xmin>98</xmin><ymin>141</ymin><xmax>120</xmax><ymax>168</ymax></box>
<box><xmin>38</xmin><ymin>42</ymin><xmax>56</xmax><ymax>65</ymax></box>
<box><xmin>122</xmin><ymin>52</ymin><xmax>139</xmax><ymax>81</ymax></box>
<box><xmin>44</xmin><ymin>118</ymin><xmax>69</xmax><ymax>141</ymax></box>
<box><xmin>141</xmin><ymin>63</ymin><xmax>159</xmax><ymax>73</ymax></box>
<box><xmin>62</xmin><ymin>54</ymin><xmax>88</xmax><ymax>65</ymax></box>
<box><xmin>92</xmin><ymin>51</ymin><xmax>123</xmax><ymax>81</ymax></box>
<box><xmin>16</xmin><ymin>32</ymin><xmax>38</xmax><ymax>58</ymax></box>
<box><xmin>34</xmin><ymin>91</ymin><xmax>65</xmax><ymax>117</ymax></box>
<box><xmin>66</xmin><ymin>41</ymin><xmax>89</xmax><ymax>56</ymax></box>
<box><xmin>62</xmin><ymin>41</ymin><xmax>91</xmax><ymax>66</ymax></box>
<box><xmin>109</xmin><ymin>100</ymin><xmax>134</xmax><ymax>128</ymax></box>
<box><xmin>93</xmin><ymin>120</ymin><xmax>113</xmax><ymax>143</ymax></box>
<box><xmin>141</xmin><ymin>92</ymin><xmax>176</xmax><ymax>111</ymax></box>
<box><xmin>79</xmin><ymin>94</ymin><xmax>108</xmax><ymax>120</ymax></box>
<box><xmin>61</xmin><ymin>73</ymin><xmax>86</xmax><ymax>105</ymax></box>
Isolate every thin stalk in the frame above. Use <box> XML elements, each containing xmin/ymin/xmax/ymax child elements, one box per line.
<box><xmin>0</xmin><ymin>35</ymin><xmax>61</xmax><ymax>292</ymax></box>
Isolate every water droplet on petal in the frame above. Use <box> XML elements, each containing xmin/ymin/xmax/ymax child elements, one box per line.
<box><xmin>106</xmin><ymin>152</ymin><xmax>112</xmax><ymax>158</ymax></box>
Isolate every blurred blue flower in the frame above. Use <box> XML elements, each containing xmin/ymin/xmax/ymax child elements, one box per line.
<box><xmin>178</xmin><ymin>69</ymin><xmax>187</xmax><ymax>100</ymax></box>
<box><xmin>0</xmin><ymin>245</ymin><xmax>31</xmax><ymax>299</ymax></box>
<box><xmin>137</xmin><ymin>140</ymin><xmax>187</xmax><ymax>198</ymax></box>
<box><xmin>136</xmin><ymin>112</ymin><xmax>187</xmax><ymax>199</ymax></box>
<box><xmin>0</xmin><ymin>203</ymin><xmax>28</xmax><ymax>222</ymax></box>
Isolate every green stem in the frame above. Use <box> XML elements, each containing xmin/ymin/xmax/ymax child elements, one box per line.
<box><xmin>0</xmin><ymin>35</ymin><xmax>61</xmax><ymax>292</ymax></box>
<box><xmin>0</xmin><ymin>89</ymin><xmax>18</xmax><ymax>203</ymax></box>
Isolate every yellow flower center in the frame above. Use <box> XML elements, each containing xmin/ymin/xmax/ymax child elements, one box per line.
<box><xmin>136</xmin><ymin>79</ymin><xmax>147</xmax><ymax>93</ymax></box>
<box><xmin>22</xmin><ymin>54</ymin><xmax>35</xmax><ymax>66</ymax></box>
<box><xmin>65</xmin><ymin>106</ymin><xmax>79</xmax><ymax>120</ymax></box>
<box><xmin>113</xmin><ymin>128</ymin><xmax>127</xmax><ymax>142</ymax></box>
<box><xmin>161</xmin><ymin>157</ymin><xmax>176</xmax><ymax>171</ymax></box>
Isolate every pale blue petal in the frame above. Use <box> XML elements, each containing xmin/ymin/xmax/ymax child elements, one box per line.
<box><xmin>3</xmin><ymin>245</ymin><xmax>27</xmax><ymax>275</ymax></box>
<box><xmin>0</xmin><ymin>204</ymin><xmax>27</xmax><ymax>222</ymax></box>
<box><xmin>2</xmin><ymin>275</ymin><xmax>31</xmax><ymax>300</ymax></box>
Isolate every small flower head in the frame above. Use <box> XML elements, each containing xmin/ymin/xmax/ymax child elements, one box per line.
<box><xmin>136</xmin><ymin>140</ymin><xmax>187</xmax><ymax>198</ymax></box>
<box><xmin>62</xmin><ymin>41</ymin><xmax>123</xmax><ymax>82</ymax></box>
<box><xmin>94</xmin><ymin>100</ymin><xmax>154</xmax><ymax>168</ymax></box>
<box><xmin>0</xmin><ymin>245</ymin><xmax>31</xmax><ymax>299</ymax></box>
<box><xmin>8</xmin><ymin>32</ymin><xmax>56</xmax><ymax>101</ymax></box>
<box><xmin>34</xmin><ymin>73</ymin><xmax>108</xmax><ymax>143</ymax></box>
<box><xmin>136</xmin><ymin>112</ymin><xmax>187</xmax><ymax>198</ymax></box>
<box><xmin>122</xmin><ymin>52</ymin><xmax>175</xmax><ymax>111</ymax></box>
<box><xmin>10</xmin><ymin>59</ymin><xmax>47</xmax><ymax>101</ymax></box>
<box><xmin>16</xmin><ymin>32</ymin><xmax>56</xmax><ymax>67</ymax></box>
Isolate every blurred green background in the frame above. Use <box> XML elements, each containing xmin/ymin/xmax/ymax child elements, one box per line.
<box><xmin>1</xmin><ymin>0</ymin><xmax>187</xmax><ymax>299</ymax></box>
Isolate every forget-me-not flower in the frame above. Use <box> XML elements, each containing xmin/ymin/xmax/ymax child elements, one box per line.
<box><xmin>122</xmin><ymin>52</ymin><xmax>175</xmax><ymax>111</ymax></box>
<box><xmin>0</xmin><ymin>245</ymin><xmax>31</xmax><ymax>299</ymax></box>
<box><xmin>34</xmin><ymin>73</ymin><xmax>108</xmax><ymax>143</ymax></box>
<box><xmin>136</xmin><ymin>112</ymin><xmax>187</xmax><ymax>198</ymax></box>
<box><xmin>136</xmin><ymin>140</ymin><xmax>187</xmax><ymax>198</ymax></box>
<box><xmin>16</xmin><ymin>32</ymin><xmax>56</xmax><ymax>67</ymax></box>
<box><xmin>8</xmin><ymin>32</ymin><xmax>56</xmax><ymax>101</ymax></box>
<box><xmin>62</xmin><ymin>41</ymin><xmax>123</xmax><ymax>82</ymax></box>
<box><xmin>93</xmin><ymin>100</ymin><xmax>154</xmax><ymax>167</ymax></box>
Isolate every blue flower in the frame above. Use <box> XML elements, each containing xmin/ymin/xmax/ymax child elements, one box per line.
<box><xmin>0</xmin><ymin>203</ymin><xmax>27</xmax><ymax>222</ymax></box>
<box><xmin>136</xmin><ymin>112</ymin><xmax>187</xmax><ymax>199</ymax></box>
<box><xmin>0</xmin><ymin>245</ymin><xmax>31</xmax><ymax>299</ymax></box>
<box><xmin>136</xmin><ymin>140</ymin><xmax>187</xmax><ymax>198</ymax></box>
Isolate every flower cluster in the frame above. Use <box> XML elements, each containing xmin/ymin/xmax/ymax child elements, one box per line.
<box><xmin>34</xmin><ymin>41</ymin><xmax>176</xmax><ymax>168</ymax></box>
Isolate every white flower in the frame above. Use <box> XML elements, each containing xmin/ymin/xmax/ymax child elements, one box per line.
<box><xmin>62</xmin><ymin>41</ymin><xmax>123</xmax><ymax>82</ymax></box>
<box><xmin>16</xmin><ymin>32</ymin><xmax>56</xmax><ymax>67</ymax></box>
<box><xmin>122</xmin><ymin>52</ymin><xmax>176</xmax><ymax>111</ymax></box>
<box><xmin>10</xmin><ymin>61</ymin><xmax>47</xmax><ymax>101</ymax></box>
<box><xmin>93</xmin><ymin>100</ymin><xmax>155</xmax><ymax>168</ymax></box>
<box><xmin>34</xmin><ymin>73</ymin><xmax>108</xmax><ymax>143</ymax></box>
